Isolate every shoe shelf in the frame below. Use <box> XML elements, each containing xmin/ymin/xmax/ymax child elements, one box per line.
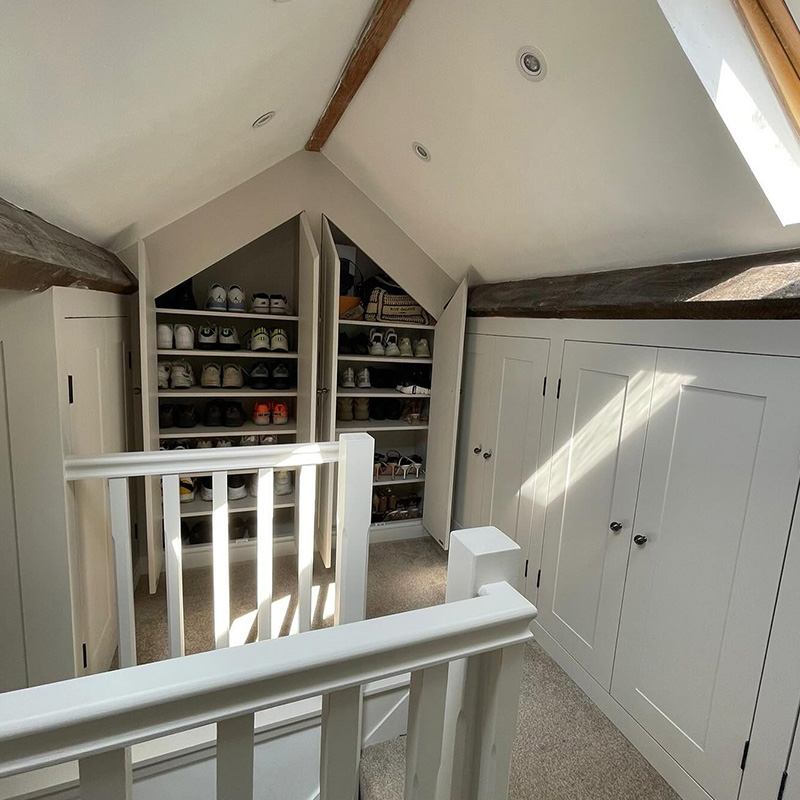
<box><xmin>369</xmin><ymin>518</ymin><xmax>423</xmax><ymax>532</ymax></box>
<box><xmin>337</xmin><ymin>387</ymin><xmax>428</xmax><ymax>398</ymax></box>
<box><xmin>338</xmin><ymin>355</ymin><xmax>433</xmax><ymax>365</ymax></box>
<box><xmin>335</xmin><ymin>420</ymin><xmax>429</xmax><ymax>434</ymax></box>
<box><xmin>373</xmin><ymin>476</ymin><xmax>426</xmax><ymax>487</ymax></box>
<box><xmin>338</xmin><ymin>319</ymin><xmax>435</xmax><ymax>331</ymax></box>
<box><xmin>160</xmin><ymin>420</ymin><xmax>297</xmax><ymax>438</ymax></box>
<box><xmin>159</xmin><ymin>388</ymin><xmax>298</xmax><ymax>398</ymax></box>
<box><xmin>157</xmin><ymin>308</ymin><xmax>299</xmax><ymax>323</ymax></box>
<box><xmin>158</xmin><ymin>349</ymin><xmax>298</xmax><ymax>359</ymax></box>
<box><xmin>180</xmin><ymin>491</ymin><xmax>296</xmax><ymax>518</ymax></box>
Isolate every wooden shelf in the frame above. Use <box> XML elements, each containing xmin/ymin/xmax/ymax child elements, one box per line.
<box><xmin>338</xmin><ymin>354</ymin><xmax>432</xmax><ymax>365</ymax></box>
<box><xmin>373</xmin><ymin>476</ymin><xmax>426</xmax><ymax>487</ymax></box>
<box><xmin>339</xmin><ymin>319</ymin><xmax>435</xmax><ymax>331</ymax></box>
<box><xmin>157</xmin><ymin>308</ymin><xmax>299</xmax><ymax>322</ymax></box>
<box><xmin>159</xmin><ymin>388</ymin><xmax>297</xmax><ymax>398</ymax></box>
<box><xmin>158</xmin><ymin>349</ymin><xmax>297</xmax><ymax>359</ymax></box>
<box><xmin>336</xmin><ymin>420</ymin><xmax>428</xmax><ymax>434</ymax></box>
<box><xmin>180</xmin><ymin>491</ymin><xmax>295</xmax><ymax>518</ymax></box>
<box><xmin>160</xmin><ymin>420</ymin><xmax>297</xmax><ymax>438</ymax></box>
<box><xmin>337</xmin><ymin>387</ymin><xmax>430</xmax><ymax>398</ymax></box>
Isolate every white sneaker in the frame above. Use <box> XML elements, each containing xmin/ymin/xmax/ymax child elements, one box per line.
<box><xmin>174</xmin><ymin>324</ymin><xmax>195</xmax><ymax>351</ymax></box>
<box><xmin>398</xmin><ymin>337</ymin><xmax>413</xmax><ymax>358</ymax></box>
<box><xmin>250</xmin><ymin>293</ymin><xmax>270</xmax><ymax>314</ymax></box>
<box><xmin>259</xmin><ymin>435</ymin><xmax>278</xmax><ymax>445</ymax></box>
<box><xmin>219</xmin><ymin>327</ymin><xmax>240</xmax><ymax>350</ymax></box>
<box><xmin>369</xmin><ymin>328</ymin><xmax>385</xmax><ymax>356</ymax></box>
<box><xmin>201</xmin><ymin>363</ymin><xmax>221</xmax><ymax>388</ymax></box>
<box><xmin>249</xmin><ymin>327</ymin><xmax>270</xmax><ymax>351</ymax></box>
<box><xmin>383</xmin><ymin>329</ymin><xmax>400</xmax><ymax>357</ymax></box>
<box><xmin>222</xmin><ymin>363</ymin><xmax>245</xmax><ymax>388</ymax></box>
<box><xmin>270</xmin><ymin>295</ymin><xmax>291</xmax><ymax>315</ymax></box>
<box><xmin>158</xmin><ymin>362</ymin><xmax>172</xmax><ymax>389</ymax></box>
<box><xmin>227</xmin><ymin>285</ymin><xmax>245</xmax><ymax>311</ymax></box>
<box><xmin>270</xmin><ymin>328</ymin><xmax>289</xmax><ymax>352</ymax></box>
<box><xmin>200</xmin><ymin>478</ymin><xmax>213</xmax><ymax>501</ymax></box>
<box><xmin>179</xmin><ymin>477</ymin><xmax>196</xmax><ymax>503</ymax></box>
<box><xmin>339</xmin><ymin>367</ymin><xmax>355</xmax><ymax>388</ymax></box>
<box><xmin>275</xmin><ymin>469</ymin><xmax>293</xmax><ymax>496</ymax></box>
<box><xmin>196</xmin><ymin>439</ymin><xmax>214</xmax><ymax>449</ymax></box>
<box><xmin>170</xmin><ymin>360</ymin><xmax>195</xmax><ymax>389</ymax></box>
<box><xmin>413</xmin><ymin>338</ymin><xmax>431</xmax><ymax>358</ymax></box>
<box><xmin>216</xmin><ymin>438</ymin><xmax>234</xmax><ymax>447</ymax></box>
<box><xmin>206</xmin><ymin>283</ymin><xmax>227</xmax><ymax>311</ymax></box>
<box><xmin>197</xmin><ymin>325</ymin><xmax>218</xmax><ymax>349</ymax></box>
<box><xmin>157</xmin><ymin>323</ymin><xmax>174</xmax><ymax>349</ymax></box>
<box><xmin>239</xmin><ymin>435</ymin><xmax>258</xmax><ymax>447</ymax></box>
<box><xmin>356</xmin><ymin>367</ymin><xmax>371</xmax><ymax>389</ymax></box>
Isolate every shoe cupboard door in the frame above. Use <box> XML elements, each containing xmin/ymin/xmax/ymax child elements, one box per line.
<box><xmin>610</xmin><ymin>348</ymin><xmax>800</xmax><ymax>800</ymax></box>
<box><xmin>537</xmin><ymin>342</ymin><xmax>657</xmax><ymax>691</ymax></box>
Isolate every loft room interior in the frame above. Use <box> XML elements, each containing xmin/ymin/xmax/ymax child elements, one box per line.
<box><xmin>3</xmin><ymin>1</ymin><xmax>800</xmax><ymax>799</ymax></box>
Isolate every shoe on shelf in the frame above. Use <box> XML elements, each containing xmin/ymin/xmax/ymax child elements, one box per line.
<box><xmin>272</xmin><ymin>362</ymin><xmax>290</xmax><ymax>390</ymax></box>
<box><xmin>179</xmin><ymin>477</ymin><xmax>197</xmax><ymax>503</ymax></box>
<box><xmin>200</xmin><ymin>477</ymin><xmax>213</xmax><ymax>502</ymax></box>
<box><xmin>204</xmin><ymin>400</ymin><xmax>224</xmax><ymax>427</ymax></box>
<box><xmin>216</xmin><ymin>438</ymin><xmax>234</xmax><ymax>447</ymax></box>
<box><xmin>400</xmin><ymin>399</ymin><xmax>423</xmax><ymax>424</ymax></box>
<box><xmin>339</xmin><ymin>367</ymin><xmax>356</xmax><ymax>389</ymax></box>
<box><xmin>196</xmin><ymin>439</ymin><xmax>214</xmax><ymax>449</ymax></box>
<box><xmin>227</xmin><ymin>474</ymin><xmax>248</xmax><ymax>501</ymax></box>
<box><xmin>174</xmin><ymin>324</ymin><xmax>195</xmax><ymax>351</ymax></box>
<box><xmin>368</xmin><ymin>328</ymin><xmax>385</xmax><ymax>356</ymax></box>
<box><xmin>259</xmin><ymin>434</ymin><xmax>278</xmax><ymax>445</ymax></box>
<box><xmin>337</xmin><ymin>397</ymin><xmax>354</xmax><ymax>422</ymax></box>
<box><xmin>370</xmin><ymin>367</ymin><xmax>397</xmax><ymax>389</ymax></box>
<box><xmin>383</xmin><ymin>329</ymin><xmax>400</xmax><ymax>357</ymax></box>
<box><xmin>396</xmin><ymin>367</ymin><xmax>431</xmax><ymax>396</ymax></box>
<box><xmin>385</xmin><ymin>399</ymin><xmax>402</xmax><ymax>420</ymax></box>
<box><xmin>158</xmin><ymin>362</ymin><xmax>172</xmax><ymax>389</ymax></box>
<box><xmin>158</xmin><ymin>278</ymin><xmax>197</xmax><ymax>311</ymax></box>
<box><xmin>398</xmin><ymin>337</ymin><xmax>413</xmax><ymax>358</ymax></box>
<box><xmin>227</xmin><ymin>285</ymin><xmax>245</xmax><ymax>312</ymax></box>
<box><xmin>339</xmin><ymin>332</ymin><xmax>354</xmax><ymax>354</ymax></box>
<box><xmin>176</xmin><ymin>404</ymin><xmax>199</xmax><ymax>428</ymax></box>
<box><xmin>270</xmin><ymin>328</ymin><xmax>289</xmax><ymax>352</ymax></box>
<box><xmin>413</xmin><ymin>338</ymin><xmax>431</xmax><ymax>358</ymax></box>
<box><xmin>222</xmin><ymin>363</ymin><xmax>245</xmax><ymax>389</ymax></box>
<box><xmin>253</xmin><ymin>400</ymin><xmax>273</xmax><ymax>426</ymax></box>
<box><xmin>224</xmin><ymin>402</ymin><xmax>247</xmax><ymax>428</ymax></box>
<box><xmin>274</xmin><ymin>469</ymin><xmax>293</xmax><ymax>496</ymax></box>
<box><xmin>250</xmin><ymin>293</ymin><xmax>271</xmax><ymax>314</ymax></box>
<box><xmin>249</xmin><ymin>362</ymin><xmax>271</xmax><ymax>390</ymax></box>
<box><xmin>197</xmin><ymin>325</ymin><xmax>218</xmax><ymax>349</ymax></box>
<box><xmin>353</xmin><ymin>398</ymin><xmax>370</xmax><ymax>421</ymax></box>
<box><xmin>239</xmin><ymin>435</ymin><xmax>258</xmax><ymax>447</ymax></box>
<box><xmin>371</xmin><ymin>398</ymin><xmax>388</xmax><ymax>421</ymax></box>
<box><xmin>272</xmin><ymin>400</ymin><xmax>289</xmax><ymax>425</ymax></box>
<box><xmin>159</xmin><ymin>439</ymin><xmax>170</xmax><ymax>450</ymax></box>
<box><xmin>159</xmin><ymin>404</ymin><xmax>175</xmax><ymax>428</ymax></box>
<box><xmin>157</xmin><ymin>323</ymin><xmax>174</xmax><ymax>349</ymax></box>
<box><xmin>206</xmin><ymin>284</ymin><xmax>227</xmax><ymax>311</ymax></box>
<box><xmin>218</xmin><ymin>327</ymin><xmax>240</xmax><ymax>351</ymax></box>
<box><xmin>270</xmin><ymin>295</ymin><xmax>291</xmax><ymax>315</ymax></box>
<box><xmin>353</xmin><ymin>333</ymin><xmax>370</xmax><ymax>355</ymax></box>
<box><xmin>172</xmin><ymin>439</ymin><xmax>191</xmax><ymax>450</ymax></box>
<box><xmin>356</xmin><ymin>367</ymin><xmax>371</xmax><ymax>389</ymax></box>
<box><xmin>249</xmin><ymin>327</ymin><xmax>270</xmax><ymax>352</ymax></box>
<box><xmin>201</xmin><ymin>363</ymin><xmax>222</xmax><ymax>388</ymax></box>
<box><xmin>170</xmin><ymin>360</ymin><xmax>195</xmax><ymax>389</ymax></box>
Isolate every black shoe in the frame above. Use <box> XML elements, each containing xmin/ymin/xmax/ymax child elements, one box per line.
<box><xmin>371</xmin><ymin>367</ymin><xmax>397</xmax><ymax>389</ymax></box>
<box><xmin>272</xmin><ymin>361</ymin><xmax>291</xmax><ymax>390</ymax></box>
<box><xmin>338</xmin><ymin>332</ymin><xmax>353</xmax><ymax>354</ymax></box>
<box><xmin>384</xmin><ymin>399</ymin><xmax>402</xmax><ymax>420</ymax></box>
<box><xmin>371</xmin><ymin>398</ymin><xmax>388</xmax><ymax>420</ymax></box>
<box><xmin>156</xmin><ymin>278</ymin><xmax>197</xmax><ymax>310</ymax></box>
<box><xmin>249</xmin><ymin>362</ymin><xmax>271</xmax><ymax>390</ymax></box>
<box><xmin>176</xmin><ymin>404</ymin><xmax>199</xmax><ymax>428</ymax></box>
<box><xmin>204</xmin><ymin>400</ymin><xmax>224</xmax><ymax>427</ymax></box>
<box><xmin>159</xmin><ymin>404</ymin><xmax>175</xmax><ymax>428</ymax></box>
<box><xmin>224</xmin><ymin>402</ymin><xmax>246</xmax><ymax>427</ymax></box>
<box><xmin>353</xmin><ymin>333</ymin><xmax>369</xmax><ymax>355</ymax></box>
<box><xmin>189</xmin><ymin>519</ymin><xmax>212</xmax><ymax>545</ymax></box>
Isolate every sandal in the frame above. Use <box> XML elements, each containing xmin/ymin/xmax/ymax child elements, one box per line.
<box><xmin>398</xmin><ymin>455</ymin><xmax>425</xmax><ymax>479</ymax></box>
<box><xmin>385</xmin><ymin>450</ymin><xmax>402</xmax><ymax>478</ymax></box>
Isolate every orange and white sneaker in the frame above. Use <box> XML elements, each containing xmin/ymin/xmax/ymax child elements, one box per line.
<box><xmin>253</xmin><ymin>400</ymin><xmax>272</xmax><ymax>426</ymax></box>
<box><xmin>272</xmin><ymin>400</ymin><xmax>289</xmax><ymax>425</ymax></box>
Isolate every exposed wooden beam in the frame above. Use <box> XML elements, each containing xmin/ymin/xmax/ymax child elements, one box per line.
<box><xmin>306</xmin><ymin>0</ymin><xmax>414</xmax><ymax>152</ymax></box>
<box><xmin>468</xmin><ymin>249</ymin><xmax>800</xmax><ymax>320</ymax></box>
<box><xmin>0</xmin><ymin>197</ymin><xmax>136</xmax><ymax>294</ymax></box>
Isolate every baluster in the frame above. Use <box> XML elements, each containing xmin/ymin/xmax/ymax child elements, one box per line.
<box><xmin>79</xmin><ymin>748</ymin><xmax>132</xmax><ymax>800</ymax></box>
<box><xmin>162</xmin><ymin>474</ymin><xmax>185</xmax><ymax>658</ymax></box>
<box><xmin>405</xmin><ymin>663</ymin><xmax>449</xmax><ymax>800</ymax></box>
<box><xmin>108</xmin><ymin>477</ymin><xmax>137</xmax><ymax>668</ymax></box>
<box><xmin>296</xmin><ymin>464</ymin><xmax>316</xmax><ymax>633</ymax></box>
<box><xmin>217</xmin><ymin>713</ymin><xmax>255</xmax><ymax>800</ymax></box>
<box><xmin>320</xmin><ymin>686</ymin><xmax>361</xmax><ymax>800</ymax></box>
<box><xmin>212</xmin><ymin>470</ymin><xmax>230</xmax><ymax>649</ymax></box>
<box><xmin>256</xmin><ymin>467</ymin><xmax>274</xmax><ymax>641</ymax></box>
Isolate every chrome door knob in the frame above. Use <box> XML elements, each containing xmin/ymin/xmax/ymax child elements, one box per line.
<box><xmin>473</xmin><ymin>446</ymin><xmax>482</xmax><ymax>455</ymax></box>
<box><xmin>609</xmin><ymin>521</ymin><xmax>623</xmax><ymax>532</ymax></box>
<box><xmin>483</xmin><ymin>451</ymin><xmax>493</xmax><ymax>460</ymax></box>
<box><xmin>633</xmin><ymin>534</ymin><xmax>648</xmax><ymax>546</ymax></box>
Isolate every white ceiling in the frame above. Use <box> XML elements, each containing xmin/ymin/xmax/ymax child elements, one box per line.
<box><xmin>0</xmin><ymin>0</ymin><xmax>373</xmax><ymax>246</ymax></box>
<box><xmin>324</xmin><ymin>0</ymin><xmax>800</xmax><ymax>282</ymax></box>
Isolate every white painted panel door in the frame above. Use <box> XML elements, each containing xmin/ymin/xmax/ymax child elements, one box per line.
<box><xmin>316</xmin><ymin>216</ymin><xmax>340</xmax><ymax>567</ymax></box>
<box><xmin>538</xmin><ymin>342</ymin><xmax>656</xmax><ymax>690</ymax></box>
<box><xmin>423</xmin><ymin>278</ymin><xmax>468</xmax><ymax>549</ymax></box>
<box><xmin>453</xmin><ymin>334</ymin><xmax>495</xmax><ymax>530</ymax></box>
<box><xmin>782</xmin><ymin>713</ymin><xmax>800</xmax><ymax>800</ymax></box>
<box><xmin>295</xmin><ymin>211</ymin><xmax>319</xmax><ymax>444</ymax></box>
<box><xmin>611</xmin><ymin>348</ymin><xmax>800</xmax><ymax>800</ymax></box>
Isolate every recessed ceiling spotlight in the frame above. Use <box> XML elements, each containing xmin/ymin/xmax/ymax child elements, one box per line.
<box><xmin>412</xmin><ymin>141</ymin><xmax>431</xmax><ymax>162</ymax></box>
<box><xmin>252</xmin><ymin>111</ymin><xmax>276</xmax><ymax>128</ymax></box>
<box><xmin>517</xmin><ymin>46</ymin><xmax>547</xmax><ymax>82</ymax></box>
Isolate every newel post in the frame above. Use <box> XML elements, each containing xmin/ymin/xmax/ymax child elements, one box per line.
<box><xmin>436</xmin><ymin>527</ymin><xmax>526</xmax><ymax>800</ymax></box>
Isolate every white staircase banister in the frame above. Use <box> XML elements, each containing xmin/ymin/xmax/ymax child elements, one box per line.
<box><xmin>0</xmin><ymin>581</ymin><xmax>534</xmax><ymax>778</ymax></box>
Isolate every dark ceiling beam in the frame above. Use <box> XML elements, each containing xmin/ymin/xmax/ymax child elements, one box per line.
<box><xmin>0</xmin><ymin>197</ymin><xmax>137</xmax><ymax>294</ymax></box>
<box><xmin>306</xmin><ymin>0</ymin><xmax>415</xmax><ymax>152</ymax></box>
<box><xmin>468</xmin><ymin>249</ymin><xmax>800</xmax><ymax>320</ymax></box>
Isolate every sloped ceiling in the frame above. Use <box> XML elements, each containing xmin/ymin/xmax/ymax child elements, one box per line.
<box><xmin>324</xmin><ymin>0</ymin><xmax>800</xmax><ymax>282</ymax></box>
<box><xmin>0</xmin><ymin>0</ymin><xmax>373</xmax><ymax>246</ymax></box>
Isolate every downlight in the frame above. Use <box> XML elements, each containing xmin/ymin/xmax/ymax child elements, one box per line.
<box><xmin>517</xmin><ymin>46</ymin><xmax>547</xmax><ymax>82</ymax></box>
<box><xmin>412</xmin><ymin>142</ymin><xmax>431</xmax><ymax>161</ymax></box>
<box><xmin>252</xmin><ymin>111</ymin><xmax>276</xmax><ymax>128</ymax></box>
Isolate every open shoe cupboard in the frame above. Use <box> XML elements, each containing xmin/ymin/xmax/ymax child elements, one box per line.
<box><xmin>137</xmin><ymin>211</ymin><xmax>468</xmax><ymax>592</ymax></box>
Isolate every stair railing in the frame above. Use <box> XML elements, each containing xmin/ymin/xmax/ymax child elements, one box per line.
<box><xmin>63</xmin><ymin>432</ymin><xmax>375</xmax><ymax>666</ymax></box>
<box><xmin>0</xmin><ymin>528</ymin><xmax>535</xmax><ymax>800</ymax></box>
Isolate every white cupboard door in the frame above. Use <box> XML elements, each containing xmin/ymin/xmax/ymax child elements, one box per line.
<box><xmin>316</xmin><ymin>216</ymin><xmax>340</xmax><ymax>567</ymax></box>
<box><xmin>611</xmin><ymin>348</ymin><xmax>800</xmax><ymax>800</ymax></box>
<box><xmin>538</xmin><ymin>342</ymin><xmax>656</xmax><ymax>690</ymax></box>
<box><xmin>782</xmin><ymin>715</ymin><xmax>800</xmax><ymax>800</ymax></box>
<box><xmin>453</xmin><ymin>334</ymin><xmax>494</xmax><ymax>529</ymax></box>
<box><xmin>481</xmin><ymin>336</ymin><xmax>549</xmax><ymax>553</ymax></box>
<box><xmin>423</xmin><ymin>278</ymin><xmax>468</xmax><ymax>549</ymax></box>
<box><xmin>296</xmin><ymin>211</ymin><xmax>320</xmax><ymax>444</ymax></box>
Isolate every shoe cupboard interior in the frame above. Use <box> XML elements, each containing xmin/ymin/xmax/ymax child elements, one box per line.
<box><xmin>453</xmin><ymin>315</ymin><xmax>800</xmax><ymax>800</ymax></box>
<box><xmin>137</xmin><ymin>210</ymin><xmax>467</xmax><ymax>590</ymax></box>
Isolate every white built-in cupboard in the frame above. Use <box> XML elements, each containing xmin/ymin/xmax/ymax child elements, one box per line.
<box><xmin>456</xmin><ymin>317</ymin><xmax>800</xmax><ymax>800</ymax></box>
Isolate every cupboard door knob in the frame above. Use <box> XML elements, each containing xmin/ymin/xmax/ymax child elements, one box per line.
<box><xmin>483</xmin><ymin>451</ymin><xmax>493</xmax><ymax>460</ymax></box>
<box><xmin>633</xmin><ymin>534</ymin><xmax>648</xmax><ymax>546</ymax></box>
<box><xmin>473</xmin><ymin>446</ymin><xmax>482</xmax><ymax>455</ymax></box>
<box><xmin>609</xmin><ymin>521</ymin><xmax>623</xmax><ymax>532</ymax></box>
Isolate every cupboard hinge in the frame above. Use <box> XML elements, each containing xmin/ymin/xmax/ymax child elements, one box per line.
<box><xmin>81</xmin><ymin>642</ymin><xmax>88</xmax><ymax>670</ymax></box>
<box><xmin>542</xmin><ymin>376</ymin><xmax>547</xmax><ymax>396</ymax></box>
<box><xmin>556</xmin><ymin>378</ymin><xmax>562</xmax><ymax>399</ymax></box>
<box><xmin>68</xmin><ymin>375</ymin><xmax>74</xmax><ymax>404</ymax></box>
<box><xmin>778</xmin><ymin>771</ymin><xmax>788</xmax><ymax>800</ymax></box>
<box><xmin>524</xmin><ymin>560</ymin><xmax>529</xmax><ymax>578</ymax></box>
<box><xmin>740</xmin><ymin>739</ymin><xmax>750</xmax><ymax>771</ymax></box>
<box><xmin>537</xmin><ymin>569</ymin><xmax>541</xmax><ymax>588</ymax></box>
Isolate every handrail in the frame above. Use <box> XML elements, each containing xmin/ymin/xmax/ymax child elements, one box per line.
<box><xmin>0</xmin><ymin>581</ymin><xmax>535</xmax><ymax>778</ymax></box>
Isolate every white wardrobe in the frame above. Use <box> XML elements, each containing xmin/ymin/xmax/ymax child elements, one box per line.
<box><xmin>456</xmin><ymin>317</ymin><xmax>800</xmax><ymax>800</ymax></box>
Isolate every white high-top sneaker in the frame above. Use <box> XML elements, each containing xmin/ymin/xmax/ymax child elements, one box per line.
<box><xmin>227</xmin><ymin>285</ymin><xmax>245</xmax><ymax>311</ymax></box>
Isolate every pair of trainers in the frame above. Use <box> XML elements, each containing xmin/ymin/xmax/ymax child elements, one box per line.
<box><xmin>367</xmin><ymin>329</ymin><xmax>431</xmax><ymax>359</ymax></box>
<box><xmin>339</xmin><ymin>366</ymin><xmax>371</xmax><ymax>389</ymax></box>
<box><xmin>250</xmin><ymin>361</ymin><xmax>291</xmax><ymax>390</ymax></box>
<box><xmin>197</xmin><ymin>475</ymin><xmax>248</xmax><ymax>502</ymax></box>
<box><xmin>249</xmin><ymin>327</ymin><xmax>289</xmax><ymax>352</ymax></box>
<box><xmin>253</xmin><ymin>400</ymin><xmax>289</xmax><ymax>426</ymax></box>
<box><xmin>251</xmin><ymin>293</ymin><xmax>291</xmax><ymax>315</ymax></box>
<box><xmin>206</xmin><ymin>284</ymin><xmax>246</xmax><ymax>312</ymax></box>
<box><xmin>157</xmin><ymin>323</ymin><xmax>195</xmax><ymax>350</ymax></box>
<box><xmin>160</xmin><ymin>403</ymin><xmax>199</xmax><ymax>429</ymax></box>
<box><xmin>159</xmin><ymin>360</ymin><xmax>197</xmax><ymax>390</ymax></box>
<box><xmin>201</xmin><ymin>363</ymin><xmax>246</xmax><ymax>389</ymax></box>
<box><xmin>202</xmin><ymin>400</ymin><xmax>247</xmax><ymax>428</ymax></box>
<box><xmin>248</xmin><ymin>469</ymin><xmax>293</xmax><ymax>497</ymax></box>
<box><xmin>337</xmin><ymin>397</ymin><xmax>370</xmax><ymax>421</ymax></box>
<box><xmin>197</xmin><ymin>325</ymin><xmax>240</xmax><ymax>350</ymax></box>
<box><xmin>195</xmin><ymin>438</ymin><xmax>235</xmax><ymax>448</ymax></box>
